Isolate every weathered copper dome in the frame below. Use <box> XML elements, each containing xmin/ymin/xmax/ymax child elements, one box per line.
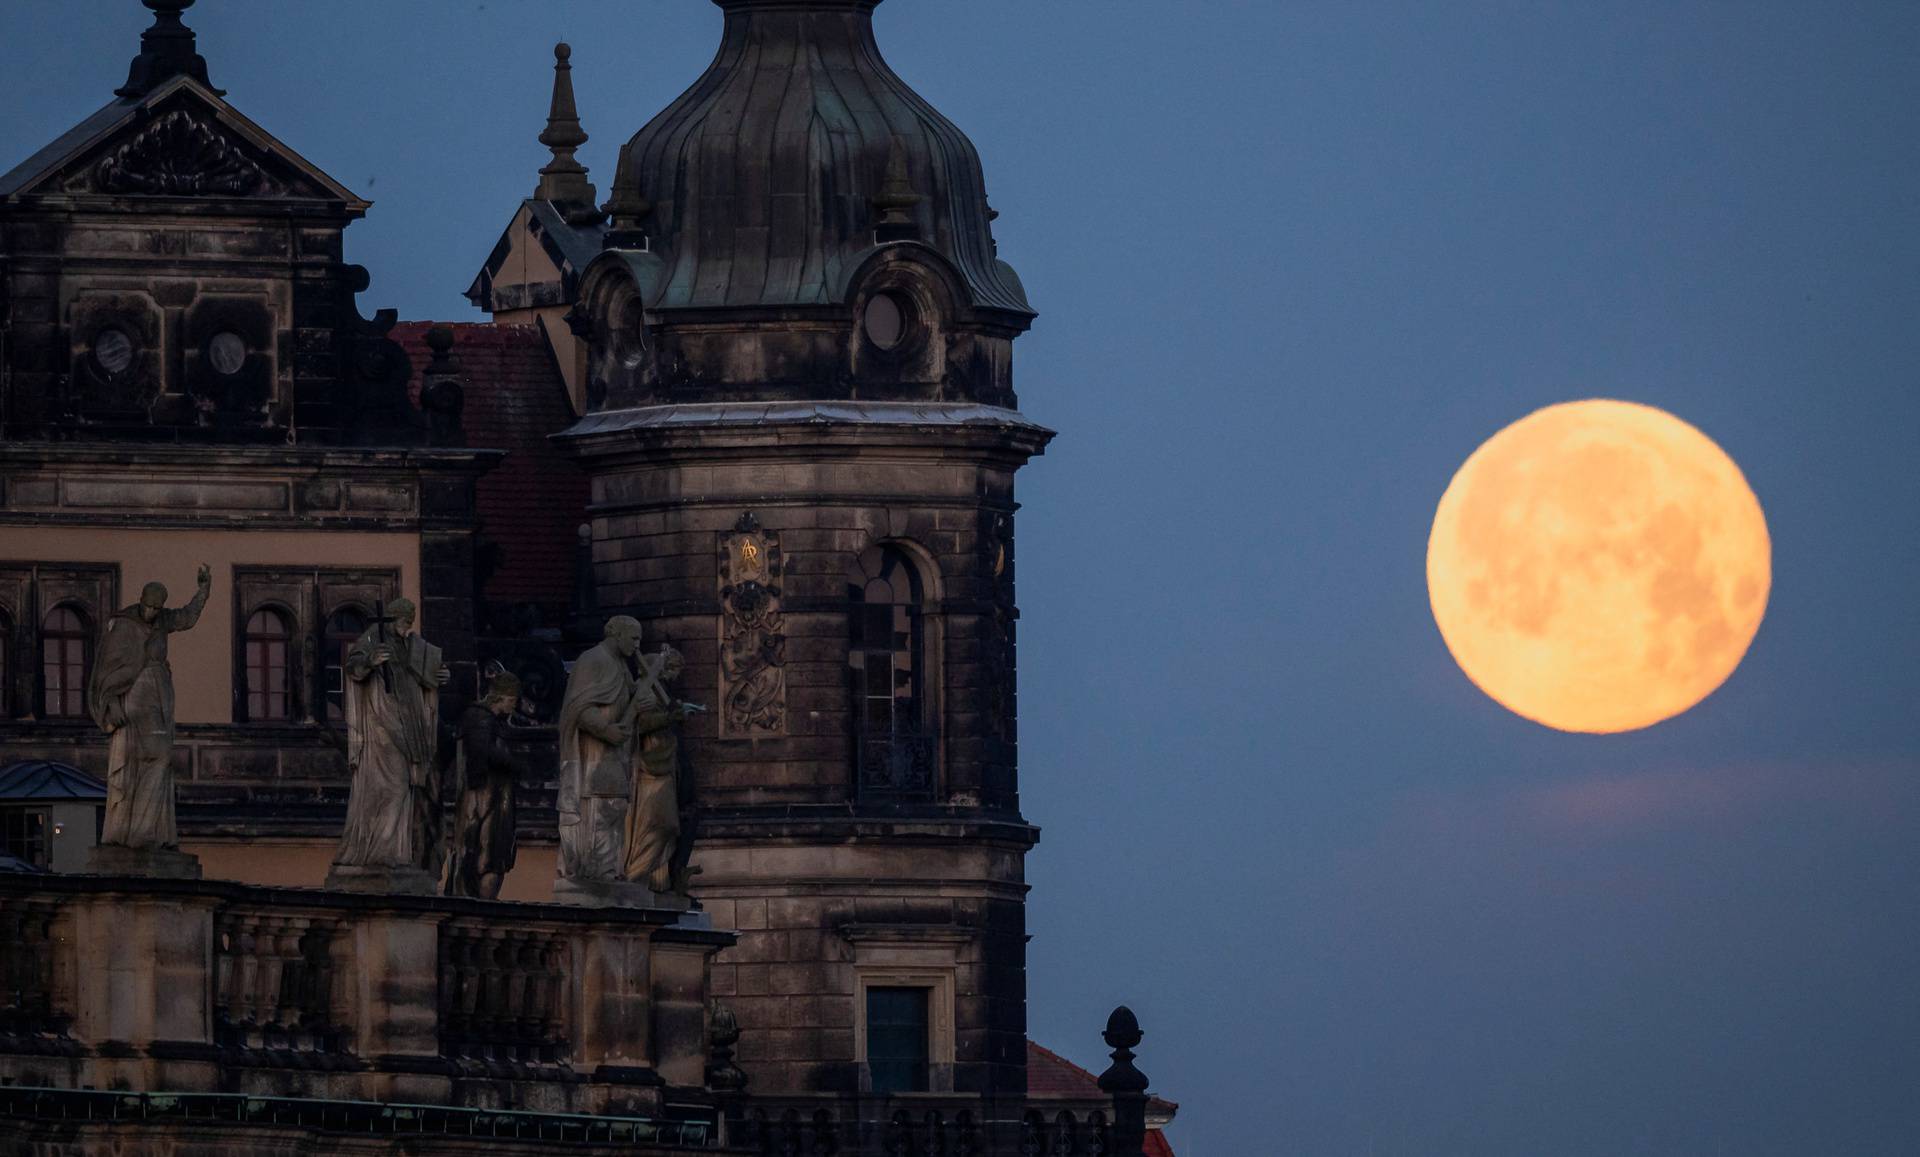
<box><xmin>605</xmin><ymin>0</ymin><xmax>1030</xmax><ymax>318</ymax></box>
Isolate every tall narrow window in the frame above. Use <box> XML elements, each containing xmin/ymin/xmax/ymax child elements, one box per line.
<box><xmin>865</xmin><ymin>987</ymin><xmax>931</xmax><ymax>1094</ymax></box>
<box><xmin>848</xmin><ymin>546</ymin><xmax>932</xmax><ymax>794</ymax></box>
<box><xmin>243</xmin><ymin>607</ymin><xmax>293</xmax><ymax>721</ymax></box>
<box><xmin>0</xmin><ymin>610</ymin><xmax>12</xmax><ymax>718</ymax></box>
<box><xmin>40</xmin><ymin>605</ymin><xmax>90</xmax><ymax>719</ymax></box>
<box><xmin>322</xmin><ymin>606</ymin><xmax>368</xmax><ymax>724</ymax></box>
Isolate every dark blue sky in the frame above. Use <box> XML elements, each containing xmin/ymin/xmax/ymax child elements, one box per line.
<box><xmin>6</xmin><ymin>3</ymin><xmax>1919</xmax><ymax>1152</ymax></box>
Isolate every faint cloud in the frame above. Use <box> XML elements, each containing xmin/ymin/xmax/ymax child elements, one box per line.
<box><xmin>1393</xmin><ymin>756</ymin><xmax>1917</xmax><ymax>844</ymax></box>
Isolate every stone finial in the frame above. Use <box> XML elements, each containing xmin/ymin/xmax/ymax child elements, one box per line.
<box><xmin>537</xmin><ymin>42</ymin><xmax>598</xmax><ymax>210</ymax></box>
<box><xmin>706</xmin><ymin>1000</ymin><xmax>748</xmax><ymax>1091</ymax></box>
<box><xmin>1097</xmin><ymin>1005</ymin><xmax>1150</xmax><ymax>1157</ymax></box>
<box><xmin>419</xmin><ymin>326</ymin><xmax>466</xmax><ymax>448</ymax></box>
<box><xmin>601</xmin><ymin>182</ymin><xmax>654</xmax><ymax>251</ymax></box>
<box><xmin>1096</xmin><ymin>1006</ymin><xmax>1149</xmax><ymax>1094</ymax></box>
<box><xmin>871</xmin><ymin>137</ymin><xmax>923</xmax><ymax>243</ymax></box>
<box><xmin>117</xmin><ymin>0</ymin><xmax>222</xmax><ymax>98</ymax></box>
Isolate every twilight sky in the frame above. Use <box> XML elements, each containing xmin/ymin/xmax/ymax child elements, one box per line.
<box><xmin>6</xmin><ymin>2</ymin><xmax>1919</xmax><ymax>1153</ymax></box>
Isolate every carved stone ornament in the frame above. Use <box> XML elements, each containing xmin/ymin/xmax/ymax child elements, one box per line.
<box><xmin>717</xmin><ymin>511</ymin><xmax>787</xmax><ymax>736</ymax></box>
<box><xmin>92</xmin><ymin>109</ymin><xmax>272</xmax><ymax>196</ymax></box>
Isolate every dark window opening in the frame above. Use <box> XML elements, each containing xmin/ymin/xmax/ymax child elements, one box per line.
<box><xmin>0</xmin><ymin>610</ymin><xmax>12</xmax><ymax>718</ymax></box>
<box><xmin>0</xmin><ymin>807</ymin><xmax>50</xmax><ymax>869</ymax></box>
<box><xmin>40</xmin><ymin>605</ymin><xmax>90</xmax><ymax>719</ymax></box>
<box><xmin>847</xmin><ymin>546</ymin><xmax>933</xmax><ymax>795</ymax></box>
<box><xmin>243</xmin><ymin>607</ymin><xmax>293</xmax><ymax>721</ymax></box>
<box><xmin>866</xmin><ymin>986</ymin><xmax>930</xmax><ymax>1095</ymax></box>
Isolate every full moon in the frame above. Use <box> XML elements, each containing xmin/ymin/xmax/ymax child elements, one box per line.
<box><xmin>1426</xmin><ymin>399</ymin><xmax>1771</xmax><ymax>733</ymax></box>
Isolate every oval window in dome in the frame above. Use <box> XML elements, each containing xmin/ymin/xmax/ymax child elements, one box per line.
<box><xmin>863</xmin><ymin>293</ymin><xmax>906</xmax><ymax>351</ymax></box>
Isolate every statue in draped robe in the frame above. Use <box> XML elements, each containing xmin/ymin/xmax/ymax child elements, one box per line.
<box><xmin>331</xmin><ymin>598</ymin><xmax>447</xmax><ymax>885</ymax></box>
<box><xmin>556</xmin><ymin>616</ymin><xmax>641</xmax><ymax>882</ymax></box>
<box><xmin>88</xmin><ymin>567</ymin><xmax>210</xmax><ymax>861</ymax></box>
<box><xmin>443</xmin><ymin>671</ymin><xmax>527</xmax><ymax>900</ymax></box>
<box><xmin>623</xmin><ymin>646</ymin><xmax>704</xmax><ymax>893</ymax></box>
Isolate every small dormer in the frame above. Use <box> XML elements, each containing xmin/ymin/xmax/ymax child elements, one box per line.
<box><xmin>464</xmin><ymin>44</ymin><xmax>607</xmax><ymax>415</ymax></box>
<box><xmin>0</xmin><ymin>0</ymin><xmax>419</xmax><ymax>444</ymax></box>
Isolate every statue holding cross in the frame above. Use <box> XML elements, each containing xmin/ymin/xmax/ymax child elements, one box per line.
<box><xmin>328</xmin><ymin>597</ymin><xmax>449</xmax><ymax>892</ymax></box>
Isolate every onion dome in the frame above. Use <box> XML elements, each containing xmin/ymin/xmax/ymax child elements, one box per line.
<box><xmin>579</xmin><ymin>0</ymin><xmax>1032</xmax><ymax>412</ymax></box>
<box><xmin>604</xmin><ymin>0</ymin><xmax>1028</xmax><ymax>318</ymax></box>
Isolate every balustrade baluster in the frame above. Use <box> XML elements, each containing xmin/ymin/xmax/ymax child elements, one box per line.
<box><xmin>255</xmin><ymin>918</ymin><xmax>288</xmax><ymax>1043</ymax></box>
<box><xmin>235</xmin><ymin>921</ymin><xmax>261</xmax><ymax>1037</ymax></box>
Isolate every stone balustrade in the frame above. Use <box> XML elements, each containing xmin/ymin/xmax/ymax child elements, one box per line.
<box><xmin>729</xmin><ymin>1096</ymin><xmax>1048</xmax><ymax>1156</ymax></box>
<box><xmin>0</xmin><ymin>872</ymin><xmax>731</xmax><ymax>1124</ymax></box>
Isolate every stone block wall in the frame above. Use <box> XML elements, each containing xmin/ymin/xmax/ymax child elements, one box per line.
<box><xmin>564</xmin><ymin>414</ymin><xmax>1050</xmax><ymax>1104</ymax></box>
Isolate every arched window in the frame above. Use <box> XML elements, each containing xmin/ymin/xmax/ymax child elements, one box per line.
<box><xmin>848</xmin><ymin>545</ymin><xmax>933</xmax><ymax>795</ymax></box>
<box><xmin>40</xmin><ymin>605</ymin><xmax>90</xmax><ymax>719</ymax></box>
<box><xmin>243</xmin><ymin>607</ymin><xmax>293</xmax><ymax>721</ymax></box>
<box><xmin>848</xmin><ymin>546</ymin><xmax>924</xmax><ymax>737</ymax></box>
<box><xmin>322</xmin><ymin>606</ymin><xmax>367</xmax><ymax>724</ymax></box>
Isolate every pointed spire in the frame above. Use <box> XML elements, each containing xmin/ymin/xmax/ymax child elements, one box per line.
<box><xmin>117</xmin><ymin>0</ymin><xmax>222</xmax><ymax>99</ymax></box>
<box><xmin>537</xmin><ymin>42</ymin><xmax>597</xmax><ymax>209</ymax></box>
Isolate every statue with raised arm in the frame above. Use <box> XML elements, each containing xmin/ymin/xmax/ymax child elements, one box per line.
<box><xmin>624</xmin><ymin>645</ymin><xmax>705</xmax><ymax>894</ymax></box>
<box><xmin>556</xmin><ymin>616</ymin><xmax>642</xmax><ymax>887</ymax></box>
<box><xmin>87</xmin><ymin>566</ymin><xmax>210</xmax><ymax>874</ymax></box>
<box><xmin>329</xmin><ymin>597</ymin><xmax>448</xmax><ymax>892</ymax></box>
<box><xmin>443</xmin><ymin>671</ymin><xmax>528</xmax><ymax>900</ymax></box>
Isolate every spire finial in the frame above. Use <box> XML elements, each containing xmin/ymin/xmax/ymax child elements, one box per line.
<box><xmin>117</xmin><ymin>0</ymin><xmax>222</xmax><ymax>98</ymax></box>
<box><xmin>871</xmin><ymin>137</ymin><xmax>923</xmax><ymax>243</ymax></box>
<box><xmin>1097</xmin><ymin>1006</ymin><xmax>1151</xmax><ymax>1157</ymax></box>
<box><xmin>536</xmin><ymin>42</ymin><xmax>597</xmax><ymax>209</ymax></box>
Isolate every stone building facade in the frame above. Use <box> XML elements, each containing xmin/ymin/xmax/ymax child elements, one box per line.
<box><xmin>0</xmin><ymin>2</ymin><xmax>1178</xmax><ymax>1154</ymax></box>
<box><xmin>548</xmin><ymin>0</ymin><xmax>1050</xmax><ymax>1117</ymax></box>
<box><xmin>0</xmin><ymin>0</ymin><xmax>494</xmax><ymax>877</ymax></box>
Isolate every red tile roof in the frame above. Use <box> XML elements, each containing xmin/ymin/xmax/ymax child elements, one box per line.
<box><xmin>1027</xmin><ymin>1039</ymin><xmax>1179</xmax><ymax>1153</ymax></box>
<box><xmin>392</xmin><ymin>321</ymin><xmax>587</xmax><ymax>620</ymax></box>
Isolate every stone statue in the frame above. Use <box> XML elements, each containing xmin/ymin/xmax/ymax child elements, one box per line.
<box><xmin>443</xmin><ymin>671</ymin><xmax>528</xmax><ymax>900</ymax></box>
<box><xmin>86</xmin><ymin>566</ymin><xmax>210</xmax><ymax>876</ymax></box>
<box><xmin>623</xmin><ymin>645</ymin><xmax>704</xmax><ymax>893</ymax></box>
<box><xmin>556</xmin><ymin>615</ymin><xmax>641</xmax><ymax>885</ymax></box>
<box><xmin>329</xmin><ymin>598</ymin><xmax>447</xmax><ymax>892</ymax></box>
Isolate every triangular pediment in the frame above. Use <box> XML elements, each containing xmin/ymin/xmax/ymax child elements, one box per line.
<box><xmin>0</xmin><ymin>76</ymin><xmax>366</xmax><ymax>210</ymax></box>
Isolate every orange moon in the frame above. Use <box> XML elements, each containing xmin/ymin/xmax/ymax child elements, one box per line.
<box><xmin>1426</xmin><ymin>399</ymin><xmax>1771</xmax><ymax>733</ymax></box>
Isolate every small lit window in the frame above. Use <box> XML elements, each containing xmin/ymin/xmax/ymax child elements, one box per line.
<box><xmin>40</xmin><ymin>605</ymin><xmax>90</xmax><ymax>719</ymax></box>
<box><xmin>91</xmin><ymin>328</ymin><xmax>135</xmax><ymax>378</ymax></box>
<box><xmin>207</xmin><ymin>331</ymin><xmax>247</xmax><ymax>377</ymax></box>
<box><xmin>863</xmin><ymin>293</ymin><xmax>906</xmax><ymax>350</ymax></box>
<box><xmin>244</xmin><ymin>607</ymin><xmax>292</xmax><ymax>721</ymax></box>
<box><xmin>866</xmin><ymin>987</ymin><xmax>930</xmax><ymax>1094</ymax></box>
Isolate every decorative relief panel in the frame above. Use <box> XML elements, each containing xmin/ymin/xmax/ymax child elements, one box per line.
<box><xmin>90</xmin><ymin>110</ymin><xmax>272</xmax><ymax>197</ymax></box>
<box><xmin>717</xmin><ymin>511</ymin><xmax>786</xmax><ymax>737</ymax></box>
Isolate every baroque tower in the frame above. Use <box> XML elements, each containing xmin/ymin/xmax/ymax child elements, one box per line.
<box><xmin>558</xmin><ymin>0</ymin><xmax>1051</xmax><ymax>1130</ymax></box>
